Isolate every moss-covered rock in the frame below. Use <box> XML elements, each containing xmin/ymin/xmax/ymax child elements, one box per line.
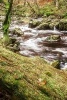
<box><xmin>7</xmin><ymin>37</ymin><xmax>20</xmax><ymax>52</ymax></box>
<box><xmin>46</xmin><ymin>35</ymin><xmax>61</xmax><ymax>42</ymax></box>
<box><xmin>58</xmin><ymin>19</ymin><xmax>67</xmax><ymax>30</ymax></box>
<box><xmin>29</xmin><ymin>19</ymin><xmax>41</xmax><ymax>28</ymax></box>
<box><xmin>12</xmin><ymin>28</ymin><xmax>24</xmax><ymax>36</ymax></box>
<box><xmin>36</xmin><ymin>23</ymin><xmax>50</xmax><ymax>30</ymax></box>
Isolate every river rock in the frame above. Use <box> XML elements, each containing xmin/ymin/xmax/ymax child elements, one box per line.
<box><xmin>58</xmin><ymin>19</ymin><xmax>67</xmax><ymax>30</ymax></box>
<box><xmin>29</xmin><ymin>19</ymin><xmax>41</xmax><ymax>28</ymax></box>
<box><xmin>36</xmin><ymin>23</ymin><xmax>50</xmax><ymax>30</ymax></box>
<box><xmin>8</xmin><ymin>43</ymin><xmax>20</xmax><ymax>52</ymax></box>
<box><xmin>46</xmin><ymin>35</ymin><xmax>61</xmax><ymax>42</ymax></box>
<box><xmin>49</xmin><ymin>19</ymin><xmax>59</xmax><ymax>29</ymax></box>
<box><xmin>12</xmin><ymin>28</ymin><xmax>24</xmax><ymax>36</ymax></box>
<box><xmin>7</xmin><ymin>37</ymin><xmax>20</xmax><ymax>51</ymax></box>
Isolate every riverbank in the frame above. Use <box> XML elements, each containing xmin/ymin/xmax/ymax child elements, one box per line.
<box><xmin>0</xmin><ymin>43</ymin><xmax>67</xmax><ymax>100</ymax></box>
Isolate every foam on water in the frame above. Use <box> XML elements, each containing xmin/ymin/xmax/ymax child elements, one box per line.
<box><xmin>60</xmin><ymin>62</ymin><xmax>67</xmax><ymax>70</ymax></box>
<box><xmin>20</xmin><ymin>38</ymin><xmax>42</xmax><ymax>51</ymax></box>
<box><xmin>53</xmin><ymin>48</ymin><xmax>67</xmax><ymax>54</ymax></box>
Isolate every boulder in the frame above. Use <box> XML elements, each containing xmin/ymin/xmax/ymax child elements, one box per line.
<box><xmin>46</xmin><ymin>35</ymin><xmax>61</xmax><ymax>42</ymax></box>
<box><xmin>36</xmin><ymin>23</ymin><xmax>50</xmax><ymax>30</ymax></box>
<box><xmin>58</xmin><ymin>19</ymin><xmax>67</xmax><ymax>30</ymax></box>
<box><xmin>29</xmin><ymin>19</ymin><xmax>41</xmax><ymax>28</ymax></box>
<box><xmin>10</xmin><ymin>37</ymin><xmax>16</xmax><ymax>44</ymax></box>
<box><xmin>7</xmin><ymin>37</ymin><xmax>20</xmax><ymax>51</ymax></box>
<box><xmin>12</xmin><ymin>28</ymin><xmax>24</xmax><ymax>36</ymax></box>
<box><xmin>49</xmin><ymin>18</ymin><xmax>59</xmax><ymax>29</ymax></box>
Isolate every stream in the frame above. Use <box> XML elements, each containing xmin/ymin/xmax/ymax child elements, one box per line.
<box><xmin>0</xmin><ymin>16</ymin><xmax>67</xmax><ymax>69</ymax></box>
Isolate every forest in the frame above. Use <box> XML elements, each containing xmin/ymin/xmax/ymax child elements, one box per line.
<box><xmin>0</xmin><ymin>0</ymin><xmax>67</xmax><ymax>100</ymax></box>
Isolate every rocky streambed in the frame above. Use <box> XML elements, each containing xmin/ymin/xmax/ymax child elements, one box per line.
<box><xmin>0</xmin><ymin>16</ymin><xmax>67</xmax><ymax>69</ymax></box>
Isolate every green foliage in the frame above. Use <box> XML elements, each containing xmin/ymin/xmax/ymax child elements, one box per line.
<box><xmin>63</xmin><ymin>13</ymin><xmax>67</xmax><ymax>18</ymax></box>
<box><xmin>0</xmin><ymin>0</ymin><xmax>3</xmax><ymax>3</ymax></box>
<box><xmin>36</xmin><ymin>5</ymin><xmax>54</xmax><ymax>17</ymax></box>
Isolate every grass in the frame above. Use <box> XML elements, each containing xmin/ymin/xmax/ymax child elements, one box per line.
<box><xmin>0</xmin><ymin>41</ymin><xmax>67</xmax><ymax>100</ymax></box>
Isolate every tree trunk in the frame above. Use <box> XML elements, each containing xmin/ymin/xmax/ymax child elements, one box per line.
<box><xmin>56</xmin><ymin>0</ymin><xmax>59</xmax><ymax>9</ymax></box>
<box><xmin>24</xmin><ymin>0</ymin><xmax>27</xmax><ymax>6</ymax></box>
<box><xmin>3</xmin><ymin>0</ymin><xmax>13</xmax><ymax>45</ymax></box>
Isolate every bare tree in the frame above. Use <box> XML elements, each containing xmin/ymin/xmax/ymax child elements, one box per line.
<box><xmin>24</xmin><ymin>0</ymin><xmax>27</xmax><ymax>6</ymax></box>
<box><xmin>54</xmin><ymin>0</ymin><xmax>59</xmax><ymax>9</ymax></box>
<box><xmin>56</xmin><ymin>0</ymin><xmax>59</xmax><ymax>9</ymax></box>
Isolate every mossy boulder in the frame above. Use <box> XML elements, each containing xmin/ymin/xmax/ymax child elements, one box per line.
<box><xmin>12</xmin><ymin>28</ymin><xmax>24</xmax><ymax>36</ymax></box>
<box><xmin>46</xmin><ymin>35</ymin><xmax>61</xmax><ymax>42</ymax></box>
<box><xmin>58</xmin><ymin>19</ymin><xmax>67</xmax><ymax>30</ymax></box>
<box><xmin>36</xmin><ymin>23</ymin><xmax>50</xmax><ymax>30</ymax></box>
<box><xmin>7</xmin><ymin>37</ymin><xmax>20</xmax><ymax>51</ymax></box>
<box><xmin>29</xmin><ymin>19</ymin><xmax>41</xmax><ymax>28</ymax></box>
<box><xmin>49</xmin><ymin>22</ymin><xmax>59</xmax><ymax>29</ymax></box>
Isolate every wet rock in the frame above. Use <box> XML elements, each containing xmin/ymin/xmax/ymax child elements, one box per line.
<box><xmin>7</xmin><ymin>43</ymin><xmax>20</xmax><ymax>52</ymax></box>
<box><xmin>7</xmin><ymin>38</ymin><xmax>20</xmax><ymax>52</ymax></box>
<box><xmin>46</xmin><ymin>35</ymin><xmax>61</xmax><ymax>42</ymax></box>
<box><xmin>29</xmin><ymin>19</ymin><xmax>41</xmax><ymax>28</ymax></box>
<box><xmin>58</xmin><ymin>19</ymin><xmax>67</xmax><ymax>30</ymax></box>
<box><xmin>48</xmin><ymin>15</ymin><xmax>56</xmax><ymax>19</ymax></box>
<box><xmin>36</xmin><ymin>23</ymin><xmax>50</xmax><ymax>30</ymax></box>
<box><xmin>10</xmin><ymin>38</ymin><xmax>16</xmax><ymax>44</ymax></box>
<box><xmin>13</xmin><ymin>43</ymin><xmax>20</xmax><ymax>51</ymax></box>
<box><xmin>49</xmin><ymin>22</ymin><xmax>59</xmax><ymax>29</ymax></box>
<box><xmin>42</xmin><ymin>16</ymin><xmax>60</xmax><ymax>29</ymax></box>
<box><xmin>12</xmin><ymin>28</ymin><xmax>24</xmax><ymax>36</ymax></box>
<box><xmin>29</xmin><ymin>16</ymin><xmax>67</xmax><ymax>31</ymax></box>
<box><xmin>48</xmin><ymin>18</ymin><xmax>59</xmax><ymax>29</ymax></box>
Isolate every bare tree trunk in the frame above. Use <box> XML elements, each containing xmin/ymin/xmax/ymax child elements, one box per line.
<box><xmin>34</xmin><ymin>0</ymin><xmax>40</xmax><ymax>11</ymax></box>
<box><xmin>27</xmin><ymin>1</ymin><xmax>35</xmax><ymax>13</ymax></box>
<box><xmin>24</xmin><ymin>0</ymin><xmax>27</xmax><ymax>6</ymax></box>
<box><xmin>53</xmin><ymin>0</ymin><xmax>59</xmax><ymax>9</ymax></box>
<box><xmin>56</xmin><ymin>0</ymin><xmax>59</xmax><ymax>9</ymax></box>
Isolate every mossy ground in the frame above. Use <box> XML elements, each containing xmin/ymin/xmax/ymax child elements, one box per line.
<box><xmin>0</xmin><ymin>42</ymin><xmax>67</xmax><ymax>100</ymax></box>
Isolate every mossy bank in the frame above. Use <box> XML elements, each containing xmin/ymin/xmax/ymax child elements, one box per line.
<box><xmin>0</xmin><ymin>43</ymin><xmax>67</xmax><ymax>100</ymax></box>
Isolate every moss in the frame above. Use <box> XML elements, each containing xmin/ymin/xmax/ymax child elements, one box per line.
<box><xmin>45</xmin><ymin>72</ymin><xmax>52</xmax><ymax>77</ymax></box>
<box><xmin>0</xmin><ymin>42</ymin><xmax>67</xmax><ymax>100</ymax></box>
<box><xmin>36</xmin><ymin>23</ymin><xmax>50</xmax><ymax>30</ymax></box>
<box><xmin>51</xmin><ymin>60</ymin><xmax>60</xmax><ymax>68</ymax></box>
<box><xmin>29</xmin><ymin>20</ymin><xmax>41</xmax><ymax>28</ymax></box>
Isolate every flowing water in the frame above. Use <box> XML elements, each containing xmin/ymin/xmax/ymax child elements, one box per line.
<box><xmin>0</xmin><ymin>16</ymin><xmax>67</xmax><ymax>69</ymax></box>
